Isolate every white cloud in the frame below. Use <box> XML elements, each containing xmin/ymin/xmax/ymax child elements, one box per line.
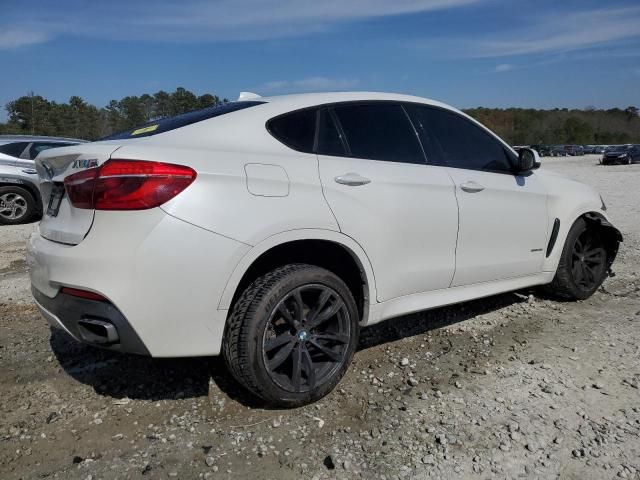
<box><xmin>259</xmin><ymin>77</ymin><xmax>360</xmax><ymax>93</ymax></box>
<box><xmin>0</xmin><ymin>0</ymin><xmax>480</xmax><ymax>47</ymax></box>
<box><xmin>410</xmin><ymin>6</ymin><xmax>640</xmax><ymax>59</ymax></box>
<box><xmin>473</xmin><ymin>6</ymin><xmax>640</xmax><ymax>57</ymax></box>
<box><xmin>494</xmin><ymin>63</ymin><xmax>513</xmax><ymax>72</ymax></box>
<box><xmin>0</xmin><ymin>28</ymin><xmax>50</xmax><ymax>49</ymax></box>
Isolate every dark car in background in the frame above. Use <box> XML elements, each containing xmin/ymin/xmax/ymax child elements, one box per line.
<box><xmin>550</xmin><ymin>145</ymin><xmax>567</xmax><ymax>156</ymax></box>
<box><xmin>564</xmin><ymin>145</ymin><xmax>584</xmax><ymax>156</ymax></box>
<box><xmin>601</xmin><ymin>145</ymin><xmax>640</xmax><ymax>165</ymax></box>
<box><xmin>529</xmin><ymin>144</ymin><xmax>552</xmax><ymax>156</ymax></box>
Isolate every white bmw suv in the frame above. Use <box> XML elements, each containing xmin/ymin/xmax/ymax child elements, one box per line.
<box><xmin>27</xmin><ymin>92</ymin><xmax>621</xmax><ymax>406</ymax></box>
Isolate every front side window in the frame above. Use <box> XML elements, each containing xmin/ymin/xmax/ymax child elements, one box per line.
<box><xmin>267</xmin><ymin>108</ymin><xmax>317</xmax><ymax>153</ymax></box>
<box><xmin>331</xmin><ymin>103</ymin><xmax>425</xmax><ymax>164</ymax></box>
<box><xmin>406</xmin><ymin>104</ymin><xmax>515</xmax><ymax>173</ymax></box>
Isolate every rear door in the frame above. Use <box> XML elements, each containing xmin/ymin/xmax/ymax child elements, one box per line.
<box><xmin>317</xmin><ymin>102</ymin><xmax>459</xmax><ymax>302</ymax></box>
<box><xmin>405</xmin><ymin>104</ymin><xmax>548</xmax><ymax>287</ymax></box>
<box><xmin>36</xmin><ymin>143</ymin><xmax>121</xmax><ymax>245</ymax></box>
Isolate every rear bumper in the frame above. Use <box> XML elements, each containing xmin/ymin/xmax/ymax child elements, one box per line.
<box><xmin>27</xmin><ymin>209</ymin><xmax>250</xmax><ymax>357</ymax></box>
<box><xmin>33</xmin><ymin>287</ymin><xmax>151</xmax><ymax>355</ymax></box>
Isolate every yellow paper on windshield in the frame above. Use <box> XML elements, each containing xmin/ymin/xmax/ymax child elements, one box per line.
<box><xmin>131</xmin><ymin>125</ymin><xmax>158</xmax><ymax>135</ymax></box>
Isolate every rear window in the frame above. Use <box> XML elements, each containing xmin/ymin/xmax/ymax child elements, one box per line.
<box><xmin>101</xmin><ymin>101</ymin><xmax>265</xmax><ymax>140</ymax></box>
<box><xmin>0</xmin><ymin>142</ymin><xmax>29</xmax><ymax>158</ymax></box>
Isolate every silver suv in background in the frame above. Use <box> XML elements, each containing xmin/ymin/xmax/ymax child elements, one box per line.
<box><xmin>0</xmin><ymin>135</ymin><xmax>87</xmax><ymax>225</ymax></box>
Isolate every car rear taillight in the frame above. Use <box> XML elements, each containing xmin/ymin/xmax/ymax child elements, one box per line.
<box><xmin>64</xmin><ymin>159</ymin><xmax>196</xmax><ymax>210</ymax></box>
<box><xmin>61</xmin><ymin>287</ymin><xmax>108</xmax><ymax>302</ymax></box>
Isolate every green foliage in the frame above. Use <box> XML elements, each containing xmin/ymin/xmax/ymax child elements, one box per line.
<box><xmin>2</xmin><ymin>89</ymin><xmax>638</xmax><ymax>144</ymax></box>
<box><xmin>1</xmin><ymin>88</ymin><xmax>227</xmax><ymax>140</ymax></box>
<box><xmin>463</xmin><ymin>107</ymin><xmax>640</xmax><ymax>145</ymax></box>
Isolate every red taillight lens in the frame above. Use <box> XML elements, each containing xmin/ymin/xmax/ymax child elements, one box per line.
<box><xmin>64</xmin><ymin>167</ymin><xmax>99</xmax><ymax>209</ymax></box>
<box><xmin>64</xmin><ymin>159</ymin><xmax>196</xmax><ymax>210</ymax></box>
<box><xmin>61</xmin><ymin>287</ymin><xmax>108</xmax><ymax>302</ymax></box>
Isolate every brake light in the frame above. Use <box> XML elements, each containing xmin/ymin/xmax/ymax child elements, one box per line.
<box><xmin>64</xmin><ymin>159</ymin><xmax>196</xmax><ymax>210</ymax></box>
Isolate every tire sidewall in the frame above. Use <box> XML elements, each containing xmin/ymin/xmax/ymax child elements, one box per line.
<box><xmin>243</xmin><ymin>266</ymin><xmax>359</xmax><ymax>406</ymax></box>
<box><xmin>0</xmin><ymin>186</ymin><xmax>36</xmax><ymax>225</ymax></box>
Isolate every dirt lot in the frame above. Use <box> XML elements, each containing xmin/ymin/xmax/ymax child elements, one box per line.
<box><xmin>1</xmin><ymin>154</ymin><xmax>639</xmax><ymax>480</ymax></box>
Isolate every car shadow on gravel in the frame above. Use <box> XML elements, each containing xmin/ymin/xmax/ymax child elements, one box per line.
<box><xmin>49</xmin><ymin>290</ymin><xmax>529</xmax><ymax>407</ymax></box>
<box><xmin>358</xmin><ymin>291</ymin><xmax>527</xmax><ymax>351</ymax></box>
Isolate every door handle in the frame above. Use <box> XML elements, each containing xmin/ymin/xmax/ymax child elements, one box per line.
<box><xmin>460</xmin><ymin>181</ymin><xmax>485</xmax><ymax>193</ymax></box>
<box><xmin>334</xmin><ymin>173</ymin><xmax>371</xmax><ymax>186</ymax></box>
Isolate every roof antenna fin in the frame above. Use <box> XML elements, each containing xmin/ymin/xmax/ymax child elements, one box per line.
<box><xmin>237</xmin><ymin>92</ymin><xmax>262</xmax><ymax>101</ymax></box>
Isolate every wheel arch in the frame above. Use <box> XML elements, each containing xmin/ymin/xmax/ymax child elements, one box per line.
<box><xmin>581</xmin><ymin>211</ymin><xmax>623</xmax><ymax>271</ymax></box>
<box><xmin>218</xmin><ymin>230</ymin><xmax>376</xmax><ymax>325</ymax></box>
<box><xmin>544</xmin><ymin>210</ymin><xmax>622</xmax><ymax>274</ymax></box>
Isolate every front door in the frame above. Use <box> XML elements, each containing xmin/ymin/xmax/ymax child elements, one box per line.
<box><xmin>404</xmin><ymin>103</ymin><xmax>548</xmax><ymax>287</ymax></box>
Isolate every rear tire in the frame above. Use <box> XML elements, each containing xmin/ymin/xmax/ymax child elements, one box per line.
<box><xmin>0</xmin><ymin>186</ymin><xmax>37</xmax><ymax>225</ymax></box>
<box><xmin>222</xmin><ymin>264</ymin><xmax>359</xmax><ymax>407</ymax></box>
<box><xmin>545</xmin><ymin>218</ymin><xmax>608</xmax><ymax>300</ymax></box>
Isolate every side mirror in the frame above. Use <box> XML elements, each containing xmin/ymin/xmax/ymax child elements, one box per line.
<box><xmin>516</xmin><ymin>148</ymin><xmax>541</xmax><ymax>173</ymax></box>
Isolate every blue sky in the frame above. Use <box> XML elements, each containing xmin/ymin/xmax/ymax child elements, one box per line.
<box><xmin>0</xmin><ymin>0</ymin><xmax>639</xmax><ymax>119</ymax></box>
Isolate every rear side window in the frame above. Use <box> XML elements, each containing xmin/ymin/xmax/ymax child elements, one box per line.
<box><xmin>267</xmin><ymin>108</ymin><xmax>317</xmax><ymax>153</ymax></box>
<box><xmin>28</xmin><ymin>142</ymin><xmax>75</xmax><ymax>159</ymax></box>
<box><xmin>332</xmin><ymin>103</ymin><xmax>425</xmax><ymax>164</ymax></box>
<box><xmin>0</xmin><ymin>142</ymin><xmax>29</xmax><ymax>158</ymax></box>
<box><xmin>317</xmin><ymin>109</ymin><xmax>347</xmax><ymax>157</ymax></box>
<box><xmin>102</xmin><ymin>101</ymin><xmax>265</xmax><ymax>140</ymax></box>
<box><xmin>406</xmin><ymin>105</ymin><xmax>515</xmax><ymax>173</ymax></box>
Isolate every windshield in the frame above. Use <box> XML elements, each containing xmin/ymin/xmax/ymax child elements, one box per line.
<box><xmin>101</xmin><ymin>101</ymin><xmax>265</xmax><ymax>140</ymax></box>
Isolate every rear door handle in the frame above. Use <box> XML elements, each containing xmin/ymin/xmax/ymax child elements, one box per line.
<box><xmin>460</xmin><ymin>181</ymin><xmax>485</xmax><ymax>193</ymax></box>
<box><xmin>335</xmin><ymin>173</ymin><xmax>371</xmax><ymax>186</ymax></box>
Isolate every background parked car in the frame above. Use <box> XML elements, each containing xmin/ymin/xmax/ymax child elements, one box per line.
<box><xmin>564</xmin><ymin>145</ymin><xmax>584</xmax><ymax>156</ymax></box>
<box><xmin>533</xmin><ymin>144</ymin><xmax>553</xmax><ymax>156</ymax></box>
<box><xmin>0</xmin><ymin>135</ymin><xmax>87</xmax><ymax>161</ymax></box>
<box><xmin>0</xmin><ymin>135</ymin><xmax>87</xmax><ymax>225</ymax></box>
<box><xmin>550</xmin><ymin>145</ymin><xmax>567</xmax><ymax>156</ymax></box>
<box><xmin>601</xmin><ymin>144</ymin><xmax>640</xmax><ymax>165</ymax></box>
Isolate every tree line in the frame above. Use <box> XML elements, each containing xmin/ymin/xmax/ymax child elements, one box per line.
<box><xmin>0</xmin><ymin>88</ymin><xmax>228</xmax><ymax>140</ymax></box>
<box><xmin>1</xmin><ymin>88</ymin><xmax>638</xmax><ymax>145</ymax></box>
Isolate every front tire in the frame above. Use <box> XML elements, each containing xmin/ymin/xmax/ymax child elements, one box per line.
<box><xmin>0</xmin><ymin>186</ymin><xmax>37</xmax><ymax>225</ymax></box>
<box><xmin>222</xmin><ymin>264</ymin><xmax>359</xmax><ymax>407</ymax></box>
<box><xmin>545</xmin><ymin>218</ymin><xmax>608</xmax><ymax>300</ymax></box>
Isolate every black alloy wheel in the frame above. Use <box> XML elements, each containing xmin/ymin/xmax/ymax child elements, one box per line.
<box><xmin>223</xmin><ymin>264</ymin><xmax>359</xmax><ymax>407</ymax></box>
<box><xmin>262</xmin><ymin>284</ymin><xmax>351</xmax><ymax>393</ymax></box>
<box><xmin>570</xmin><ymin>229</ymin><xmax>607</xmax><ymax>292</ymax></box>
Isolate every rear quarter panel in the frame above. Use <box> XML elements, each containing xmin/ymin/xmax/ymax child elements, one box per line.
<box><xmin>112</xmin><ymin>144</ymin><xmax>339</xmax><ymax>246</ymax></box>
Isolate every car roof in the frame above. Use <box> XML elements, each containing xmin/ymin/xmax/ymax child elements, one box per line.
<box><xmin>0</xmin><ymin>135</ymin><xmax>88</xmax><ymax>144</ymax></box>
<box><xmin>256</xmin><ymin>91</ymin><xmax>458</xmax><ymax>113</ymax></box>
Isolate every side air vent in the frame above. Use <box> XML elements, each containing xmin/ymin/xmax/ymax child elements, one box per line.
<box><xmin>546</xmin><ymin>218</ymin><xmax>561</xmax><ymax>257</ymax></box>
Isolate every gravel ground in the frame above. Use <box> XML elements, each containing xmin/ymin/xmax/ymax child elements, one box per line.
<box><xmin>1</xmin><ymin>154</ymin><xmax>639</xmax><ymax>480</ymax></box>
